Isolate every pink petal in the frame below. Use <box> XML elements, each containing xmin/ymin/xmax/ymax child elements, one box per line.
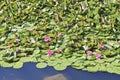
<box><xmin>29</xmin><ymin>29</ymin><xmax>34</xmax><ymax>32</ymax></box>
<box><xmin>17</xmin><ymin>47</ymin><xmax>22</xmax><ymax>50</ymax></box>
<box><xmin>57</xmin><ymin>49</ymin><xmax>62</xmax><ymax>53</ymax></box>
<box><xmin>57</xmin><ymin>33</ymin><xmax>62</xmax><ymax>38</ymax></box>
<box><xmin>7</xmin><ymin>45</ymin><xmax>12</xmax><ymax>48</ymax></box>
<box><xmin>109</xmin><ymin>43</ymin><xmax>113</xmax><ymax>46</ymax></box>
<box><xmin>86</xmin><ymin>50</ymin><xmax>93</xmax><ymax>56</ymax></box>
<box><xmin>96</xmin><ymin>54</ymin><xmax>102</xmax><ymax>59</ymax></box>
<box><xmin>46</xmin><ymin>50</ymin><xmax>53</xmax><ymax>56</ymax></box>
<box><xmin>16</xmin><ymin>39</ymin><xmax>20</xmax><ymax>42</ymax></box>
<box><xmin>44</xmin><ymin>36</ymin><xmax>51</xmax><ymax>42</ymax></box>
<box><xmin>31</xmin><ymin>40</ymin><xmax>36</xmax><ymax>43</ymax></box>
<box><xmin>100</xmin><ymin>44</ymin><xmax>105</xmax><ymax>48</ymax></box>
<box><xmin>118</xmin><ymin>40</ymin><xmax>120</xmax><ymax>44</ymax></box>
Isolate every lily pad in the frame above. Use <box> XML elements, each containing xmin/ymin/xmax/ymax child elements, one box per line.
<box><xmin>13</xmin><ymin>62</ymin><xmax>23</xmax><ymax>69</ymax></box>
<box><xmin>0</xmin><ymin>61</ymin><xmax>13</xmax><ymax>68</ymax></box>
<box><xmin>53</xmin><ymin>63</ymin><xmax>67</xmax><ymax>71</ymax></box>
<box><xmin>20</xmin><ymin>57</ymin><xmax>37</xmax><ymax>62</ymax></box>
<box><xmin>87</xmin><ymin>66</ymin><xmax>99</xmax><ymax>72</ymax></box>
<box><xmin>47</xmin><ymin>60</ymin><xmax>58</xmax><ymax>66</ymax></box>
<box><xmin>99</xmin><ymin>64</ymin><xmax>107</xmax><ymax>72</ymax></box>
<box><xmin>36</xmin><ymin>63</ymin><xmax>47</xmax><ymax>68</ymax></box>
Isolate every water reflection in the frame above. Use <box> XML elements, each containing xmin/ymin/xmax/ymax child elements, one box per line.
<box><xmin>44</xmin><ymin>74</ymin><xmax>67</xmax><ymax>80</ymax></box>
<box><xmin>0</xmin><ymin>63</ymin><xmax>120</xmax><ymax>80</ymax></box>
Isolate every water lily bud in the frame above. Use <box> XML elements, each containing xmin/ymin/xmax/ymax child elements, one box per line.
<box><xmin>118</xmin><ymin>40</ymin><xmax>120</xmax><ymax>44</ymax></box>
<box><xmin>109</xmin><ymin>43</ymin><xmax>113</xmax><ymax>46</ymax></box>
<box><xmin>17</xmin><ymin>47</ymin><xmax>22</xmax><ymax>51</ymax></box>
<box><xmin>57</xmin><ymin>49</ymin><xmax>62</xmax><ymax>53</ymax></box>
<box><xmin>7</xmin><ymin>45</ymin><xmax>12</xmax><ymax>48</ymax></box>
<box><xmin>29</xmin><ymin>29</ymin><xmax>34</xmax><ymax>32</ymax></box>
<box><xmin>44</xmin><ymin>36</ymin><xmax>51</xmax><ymax>43</ymax></box>
<box><xmin>100</xmin><ymin>44</ymin><xmax>105</xmax><ymax>48</ymax></box>
<box><xmin>57</xmin><ymin>32</ymin><xmax>62</xmax><ymax>38</ymax></box>
<box><xmin>16</xmin><ymin>38</ymin><xmax>20</xmax><ymax>42</ymax></box>
<box><xmin>0</xmin><ymin>10</ymin><xmax>3</xmax><ymax>14</ymax></box>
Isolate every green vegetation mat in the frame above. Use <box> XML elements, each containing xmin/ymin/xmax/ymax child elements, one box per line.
<box><xmin>0</xmin><ymin>0</ymin><xmax>120</xmax><ymax>74</ymax></box>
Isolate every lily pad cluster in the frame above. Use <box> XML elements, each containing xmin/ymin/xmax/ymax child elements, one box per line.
<box><xmin>0</xmin><ymin>0</ymin><xmax>120</xmax><ymax>74</ymax></box>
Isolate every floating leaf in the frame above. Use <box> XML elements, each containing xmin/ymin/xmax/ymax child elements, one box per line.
<box><xmin>0</xmin><ymin>61</ymin><xmax>13</xmax><ymax>68</ymax></box>
<box><xmin>95</xmin><ymin>59</ymin><xmax>104</xmax><ymax>64</ymax></box>
<box><xmin>33</xmin><ymin>48</ymin><xmax>40</xmax><ymax>56</ymax></box>
<box><xmin>87</xmin><ymin>65</ymin><xmax>99</xmax><ymax>72</ymax></box>
<box><xmin>36</xmin><ymin>63</ymin><xmax>47</xmax><ymax>68</ymax></box>
<box><xmin>17</xmin><ymin>53</ymin><xmax>26</xmax><ymax>57</ymax></box>
<box><xmin>99</xmin><ymin>64</ymin><xmax>107</xmax><ymax>72</ymax></box>
<box><xmin>55</xmin><ymin>53</ymin><xmax>62</xmax><ymax>58</ymax></box>
<box><xmin>13</xmin><ymin>62</ymin><xmax>23</xmax><ymax>69</ymax></box>
<box><xmin>53</xmin><ymin>64</ymin><xmax>67</xmax><ymax>70</ymax></box>
<box><xmin>47</xmin><ymin>60</ymin><xmax>58</xmax><ymax>66</ymax></box>
<box><xmin>3</xmin><ymin>57</ymin><xmax>14</xmax><ymax>62</ymax></box>
<box><xmin>20</xmin><ymin>57</ymin><xmax>37</xmax><ymax>62</ymax></box>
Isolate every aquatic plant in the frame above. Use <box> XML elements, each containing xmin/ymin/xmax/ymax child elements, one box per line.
<box><xmin>0</xmin><ymin>0</ymin><xmax>120</xmax><ymax>74</ymax></box>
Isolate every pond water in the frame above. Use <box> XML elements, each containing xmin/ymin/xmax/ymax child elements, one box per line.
<box><xmin>0</xmin><ymin>63</ymin><xmax>120</xmax><ymax>80</ymax></box>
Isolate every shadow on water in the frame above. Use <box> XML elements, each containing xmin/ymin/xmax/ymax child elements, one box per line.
<box><xmin>0</xmin><ymin>63</ymin><xmax>120</xmax><ymax>80</ymax></box>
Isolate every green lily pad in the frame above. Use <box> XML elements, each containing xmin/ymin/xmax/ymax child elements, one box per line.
<box><xmin>17</xmin><ymin>53</ymin><xmax>26</xmax><ymax>57</ymax></box>
<box><xmin>55</xmin><ymin>53</ymin><xmax>62</xmax><ymax>57</ymax></box>
<box><xmin>68</xmin><ymin>56</ymin><xmax>77</xmax><ymax>63</ymax></box>
<box><xmin>33</xmin><ymin>48</ymin><xmax>40</xmax><ymax>55</ymax></box>
<box><xmin>36</xmin><ymin>63</ymin><xmax>47</xmax><ymax>68</ymax></box>
<box><xmin>47</xmin><ymin>60</ymin><xmax>58</xmax><ymax>66</ymax></box>
<box><xmin>41</xmin><ymin>55</ymin><xmax>50</xmax><ymax>60</ymax></box>
<box><xmin>72</xmin><ymin>61</ymin><xmax>82</xmax><ymax>67</ymax></box>
<box><xmin>72</xmin><ymin>65</ymin><xmax>84</xmax><ymax>70</ymax></box>
<box><xmin>111</xmin><ymin>61</ymin><xmax>120</xmax><ymax>67</ymax></box>
<box><xmin>104</xmin><ymin>58</ymin><xmax>115</xmax><ymax>62</ymax></box>
<box><xmin>49</xmin><ymin>56</ymin><xmax>56</xmax><ymax>61</ymax></box>
<box><xmin>20</xmin><ymin>57</ymin><xmax>37</xmax><ymax>62</ymax></box>
<box><xmin>0</xmin><ymin>61</ymin><xmax>13</xmax><ymax>68</ymax></box>
<box><xmin>87</xmin><ymin>66</ymin><xmax>98</xmax><ymax>72</ymax></box>
<box><xmin>13</xmin><ymin>62</ymin><xmax>23</xmax><ymax>69</ymax></box>
<box><xmin>53</xmin><ymin>63</ymin><xmax>67</xmax><ymax>70</ymax></box>
<box><xmin>95</xmin><ymin>59</ymin><xmax>105</xmax><ymax>64</ymax></box>
<box><xmin>99</xmin><ymin>64</ymin><xmax>107</xmax><ymax>72</ymax></box>
<box><xmin>72</xmin><ymin>62</ymin><xmax>84</xmax><ymax>69</ymax></box>
<box><xmin>84</xmin><ymin>61</ymin><xmax>96</xmax><ymax>66</ymax></box>
<box><xmin>12</xmin><ymin>58</ymin><xmax>20</xmax><ymax>62</ymax></box>
<box><xmin>111</xmin><ymin>67</ymin><xmax>120</xmax><ymax>74</ymax></box>
<box><xmin>3</xmin><ymin>57</ymin><xmax>14</xmax><ymax>62</ymax></box>
<box><xmin>61</xmin><ymin>58</ymin><xmax>71</xmax><ymax>66</ymax></box>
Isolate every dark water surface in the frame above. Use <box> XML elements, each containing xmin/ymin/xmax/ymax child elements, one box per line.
<box><xmin>0</xmin><ymin>63</ymin><xmax>120</xmax><ymax>80</ymax></box>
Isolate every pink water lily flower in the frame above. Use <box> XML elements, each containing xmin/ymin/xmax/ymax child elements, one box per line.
<box><xmin>86</xmin><ymin>50</ymin><xmax>93</xmax><ymax>56</ymax></box>
<box><xmin>44</xmin><ymin>36</ymin><xmax>51</xmax><ymax>43</ymax></box>
<box><xmin>46</xmin><ymin>50</ymin><xmax>53</xmax><ymax>56</ymax></box>
<box><xmin>109</xmin><ymin>43</ymin><xmax>113</xmax><ymax>46</ymax></box>
<box><xmin>7</xmin><ymin>45</ymin><xmax>12</xmax><ymax>48</ymax></box>
<box><xmin>16</xmin><ymin>38</ymin><xmax>20</xmax><ymax>42</ymax></box>
<box><xmin>57</xmin><ymin>32</ymin><xmax>62</xmax><ymax>38</ymax></box>
<box><xmin>31</xmin><ymin>40</ymin><xmax>36</xmax><ymax>43</ymax></box>
<box><xmin>118</xmin><ymin>40</ymin><xmax>120</xmax><ymax>44</ymax></box>
<box><xmin>57</xmin><ymin>49</ymin><xmax>62</xmax><ymax>53</ymax></box>
<box><xmin>100</xmin><ymin>44</ymin><xmax>105</xmax><ymax>48</ymax></box>
<box><xmin>16</xmin><ymin>47</ymin><xmax>22</xmax><ymax>51</ymax></box>
<box><xmin>29</xmin><ymin>29</ymin><xmax>34</xmax><ymax>32</ymax></box>
<box><xmin>96</xmin><ymin>54</ymin><xmax>102</xmax><ymax>59</ymax></box>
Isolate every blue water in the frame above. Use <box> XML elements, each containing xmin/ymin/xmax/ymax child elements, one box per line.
<box><xmin>0</xmin><ymin>63</ymin><xmax>120</xmax><ymax>80</ymax></box>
